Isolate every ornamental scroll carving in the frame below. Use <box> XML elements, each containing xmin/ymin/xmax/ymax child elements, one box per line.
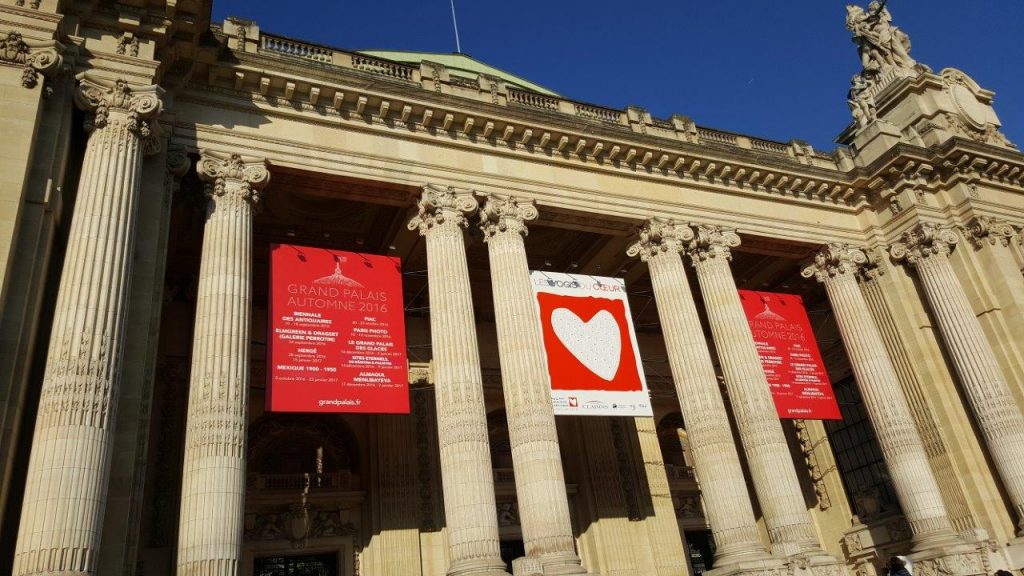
<box><xmin>196</xmin><ymin>149</ymin><xmax>270</xmax><ymax>206</ymax></box>
<box><xmin>800</xmin><ymin>243</ymin><xmax>868</xmax><ymax>283</ymax></box>
<box><xmin>405</xmin><ymin>180</ymin><xmax>477</xmax><ymax>231</ymax></box>
<box><xmin>0</xmin><ymin>30</ymin><xmax>63</xmax><ymax>89</ymax></box>
<box><xmin>965</xmin><ymin>216</ymin><xmax>1017</xmax><ymax>249</ymax></box>
<box><xmin>889</xmin><ymin>223</ymin><xmax>959</xmax><ymax>266</ymax></box>
<box><xmin>478</xmin><ymin>194</ymin><xmax>537</xmax><ymax>239</ymax></box>
<box><xmin>685</xmin><ymin>223</ymin><xmax>741</xmax><ymax>263</ymax></box>
<box><xmin>625</xmin><ymin>217</ymin><xmax>692</xmax><ymax>261</ymax></box>
<box><xmin>75</xmin><ymin>74</ymin><xmax>163</xmax><ymax>137</ymax></box>
<box><xmin>407</xmin><ymin>184</ymin><xmax>478</xmax><ymax>234</ymax></box>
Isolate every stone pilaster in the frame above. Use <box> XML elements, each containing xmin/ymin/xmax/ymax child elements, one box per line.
<box><xmin>963</xmin><ymin>217</ymin><xmax>1024</xmax><ymax>410</ymax></box>
<box><xmin>176</xmin><ymin>150</ymin><xmax>269</xmax><ymax>575</ymax></box>
<box><xmin>478</xmin><ymin>194</ymin><xmax>586</xmax><ymax>575</ymax></box>
<box><xmin>683</xmin><ymin>223</ymin><xmax>832</xmax><ymax>562</ymax></box>
<box><xmin>12</xmin><ymin>74</ymin><xmax>162</xmax><ymax>576</ymax></box>
<box><xmin>801</xmin><ymin>244</ymin><xmax>967</xmax><ymax>557</ymax></box>
<box><xmin>633</xmin><ymin>415</ymin><xmax>695</xmax><ymax>575</ymax></box>
<box><xmin>626</xmin><ymin>218</ymin><xmax>777</xmax><ymax>573</ymax></box>
<box><xmin>855</xmin><ymin>257</ymin><xmax>977</xmax><ymax>536</ymax></box>
<box><xmin>891</xmin><ymin>223</ymin><xmax>1024</xmax><ymax>535</ymax></box>
<box><xmin>408</xmin><ymin>184</ymin><xmax>509</xmax><ymax>576</ymax></box>
<box><xmin>372</xmin><ymin>414</ymin><xmax>422</xmax><ymax>575</ymax></box>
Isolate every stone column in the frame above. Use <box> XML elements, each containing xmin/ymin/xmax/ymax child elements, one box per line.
<box><xmin>683</xmin><ymin>223</ymin><xmax>833</xmax><ymax>562</ymax></box>
<box><xmin>626</xmin><ymin>219</ymin><xmax>777</xmax><ymax>572</ymax></box>
<box><xmin>801</xmin><ymin>244</ymin><xmax>966</xmax><ymax>554</ymax></box>
<box><xmin>12</xmin><ymin>74</ymin><xmax>161</xmax><ymax>576</ymax></box>
<box><xmin>407</xmin><ymin>184</ymin><xmax>509</xmax><ymax>576</ymax></box>
<box><xmin>478</xmin><ymin>194</ymin><xmax>587</xmax><ymax>575</ymax></box>
<box><xmin>176</xmin><ymin>150</ymin><xmax>269</xmax><ymax>575</ymax></box>
<box><xmin>891</xmin><ymin>223</ymin><xmax>1024</xmax><ymax>535</ymax></box>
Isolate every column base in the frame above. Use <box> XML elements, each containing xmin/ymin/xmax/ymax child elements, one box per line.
<box><xmin>448</xmin><ymin>557</ymin><xmax>512</xmax><ymax>576</ymax></box>
<box><xmin>535</xmin><ymin>551</ymin><xmax>591</xmax><ymax>575</ymax></box>
<box><xmin>706</xmin><ymin>556</ymin><xmax>788</xmax><ymax>576</ymax></box>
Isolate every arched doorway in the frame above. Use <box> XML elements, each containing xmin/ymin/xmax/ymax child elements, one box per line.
<box><xmin>243</xmin><ymin>414</ymin><xmax>364</xmax><ymax>576</ymax></box>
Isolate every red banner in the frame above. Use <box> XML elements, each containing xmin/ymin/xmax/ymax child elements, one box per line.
<box><xmin>268</xmin><ymin>244</ymin><xmax>408</xmax><ymax>414</ymax></box>
<box><xmin>738</xmin><ymin>290</ymin><xmax>841</xmax><ymax>420</ymax></box>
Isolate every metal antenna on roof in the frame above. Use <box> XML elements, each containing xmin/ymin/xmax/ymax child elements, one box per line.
<box><xmin>450</xmin><ymin>0</ymin><xmax>462</xmax><ymax>53</ymax></box>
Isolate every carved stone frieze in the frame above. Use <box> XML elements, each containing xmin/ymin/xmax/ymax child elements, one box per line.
<box><xmin>116</xmin><ymin>33</ymin><xmax>140</xmax><ymax>57</ymax></box>
<box><xmin>935</xmin><ymin>111</ymin><xmax>1015</xmax><ymax>149</ymax></box>
<box><xmin>496</xmin><ymin>500</ymin><xmax>520</xmax><ymax>528</ymax></box>
<box><xmin>478</xmin><ymin>194</ymin><xmax>537</xmax><ymax>239</ymax></box>
<box><xmin>672</xmin><ymin>493</ymin><xmax>705</xmax><ymax>520</ymax></box>
<box><xmin>915</xmin><ymin>551</ymin><xmax>986</xmax><ymax>576</ymax></box>
<box><xmin>244</xmin><ymin>506</ymin><xmax>357</xmax><ymax>546</ymax></box>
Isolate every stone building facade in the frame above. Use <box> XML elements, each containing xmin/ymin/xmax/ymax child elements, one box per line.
<box><xmin>1</xmin><ymin>1</ymin><xmax>1023</xmax><ymax>576</ymax></box>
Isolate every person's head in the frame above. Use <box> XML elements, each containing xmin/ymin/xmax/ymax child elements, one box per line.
<box><xmin>887</xmin><ymin>557</ymin><xmax>905</xmax><ymax>570</ymax></box>
<box><xmin>993</xmin><ymin>570</ymin><xmax>1013</xmax><ymax>576</ymax></box>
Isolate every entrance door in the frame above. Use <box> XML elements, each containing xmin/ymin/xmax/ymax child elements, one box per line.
<box><xmin>499</xmin><ymin>539</ymin><xmax>526</xmax><ymax>572</ymax></box>
<box><xmin>254</xmin><ymin>552</ymin><xmax>339</xmax><ymax>576</ymax></box>
<box><xmin>685</xmin><ymin>530</ymin><xmax>715</xmax><ymax>576</ymax></box>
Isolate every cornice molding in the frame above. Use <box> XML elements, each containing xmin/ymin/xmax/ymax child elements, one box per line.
<box><xmin>177</xmin><ymin>82</ymin><xmax>865</xmax><ymax>212</ymax></box>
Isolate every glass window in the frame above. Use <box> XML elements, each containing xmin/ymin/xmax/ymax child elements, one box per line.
<box><xmin>824</xmin><ymin>376</ymin><xmax>902</xmax><ymax>519</ymax></box>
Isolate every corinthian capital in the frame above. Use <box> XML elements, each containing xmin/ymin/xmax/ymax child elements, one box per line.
<box><xmin>685</xmin><ymin>223</ymin><xmax>740</xmax><ymax>263</ymax></box>
<box><xmin>626</xmin><ymin>217</ymin><xmax>693</xmax><ymax>261</ymax></box>
<box><xmin>800</xmin><ymin>243</ymin><xmax>868</xmax><ymax>283</ymax></box>
<box><xmin>74</xmin><ymin>73</ymin><xmax>162</xmax><ymax>135</ymax></box>
<box><xmin>889</xmin><ymin>223</ymin><xmax>959</xmax><ymax>266</ymax></box>
<box><xmin>197</xmin><ymin>149</ymin><xmax>270</xmax><ymax>205</ymax></box>
<box><xmin>407</xmin><ymin>184</ymin><xmax>479</xmax><ymax>235</ymax></box>
<box><xmin>478</xmin><ymin>194</ymin><xmax>538</xmax><ymax>240</ymax></box>
<box><xmin>965</xmin><ymin>216</ymin><xmax>1018</xmax><ymax>249</ymax></box>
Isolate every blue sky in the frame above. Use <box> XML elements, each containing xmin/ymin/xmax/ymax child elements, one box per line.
<box><xmin>211</xmin><ymin>1</ymin><xmax>1023</xmax><ymax>151</ymax></box>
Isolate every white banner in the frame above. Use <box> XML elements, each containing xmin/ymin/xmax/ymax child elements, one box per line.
<box><xmin>531</xmin><ymin>271</ymin><xmax>653</xmax><ymax>417</ymax></box>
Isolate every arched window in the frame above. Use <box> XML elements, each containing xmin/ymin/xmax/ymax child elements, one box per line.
<box><xmin>247</xmin><ymin>414</ymin><xmax>358</xmax><ymax>492</ymax></box>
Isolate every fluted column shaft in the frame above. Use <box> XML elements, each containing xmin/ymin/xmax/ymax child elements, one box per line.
<box><xmin>893</xmin><ymin>224</ymin><xmax>1024</xmax><ymax>534</ymax></box>
<box><xmin>479</xmin><ymin>196</ymin><xmax>585</xmax><ymax>575</ymax></box>
<box><xmin>802</xmin><ymin>245</ymin><xmax>960</xmax><ymax>552</ymax></box>
<box><xmin>13</xmin><ymin>75</ymin><xmax>161</xmax><ymax>576</ymax></box>
<box><xmin>409</xmin><ymin>185</ymin><xmax>509</xmax><ymax>576</ymax></box>
<box><xmin>627</xmin><ymin>219</ymin><xmax>770</xmax><ymax>568</ymax></box>
<box><xmin>685</xmin><ymin>225</ymin><xmax>821</xmax><ymax>557</ymax></box>
<box><xmin>176</xmin><ymin>151</ymin><xmax>269</xmax><ymax>575</ymax></box>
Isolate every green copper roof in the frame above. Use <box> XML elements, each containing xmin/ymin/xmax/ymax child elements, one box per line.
<box><xmin>355</xmin><ymin>50</ymin><xmax>560</xmax><ymax>97</ymax></box>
